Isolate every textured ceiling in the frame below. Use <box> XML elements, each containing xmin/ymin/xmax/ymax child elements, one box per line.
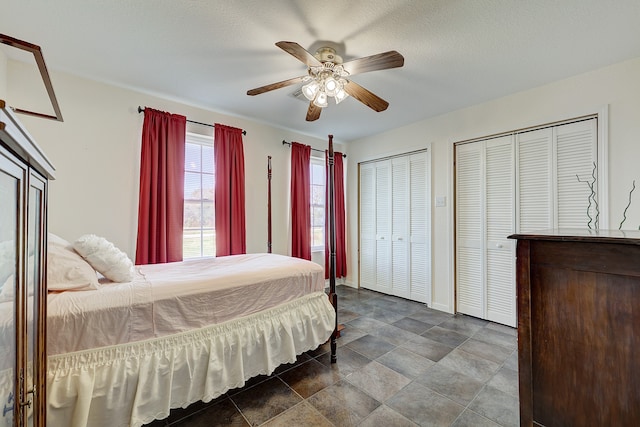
<box><xmin>2</xmin><ymin>0</ymin><xmax>640</xmax><ymax>142</ymax></box>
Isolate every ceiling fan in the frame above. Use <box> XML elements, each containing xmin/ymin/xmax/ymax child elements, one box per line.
<box><xmin>247</xmin><ymin>41</ymin><xmax>404</xmax><ymax>122</ymax></box>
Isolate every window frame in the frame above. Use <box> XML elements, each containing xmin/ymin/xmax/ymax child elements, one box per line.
<box><xmin>183</xmin><ymin>132</ymin><xmax>215</xmax><ymax>259</ymax></box>
<box><xmin>310</xmin><ymin>155</ymin><xmax>326</xmax><ymax>252</ymax></box>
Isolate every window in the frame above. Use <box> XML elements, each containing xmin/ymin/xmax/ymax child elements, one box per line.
<box><xmin>183</xmin><ymin>133</ymin><xmax>215</xmax><ymax>258</ymax></box>
<box><xmin>310</xmin><ymin>156</ymin><xmax>325</xmax><ymax>251</ymax></box>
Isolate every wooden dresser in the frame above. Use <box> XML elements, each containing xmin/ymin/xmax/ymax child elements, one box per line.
<box><xmin>1</xmin><ymin>100</ymin><xmax>55</xmax><ymax>427</ymax></box>
<box><xmin>509</xmin><ymin>230</ymin><xmax>640</xmax><ymax>426</ymax></box>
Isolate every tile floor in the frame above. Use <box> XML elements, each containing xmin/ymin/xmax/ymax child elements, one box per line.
<box><xmin>146</xmin><ymin>285</ymin><xmax>519</xmax><ymax>426</ymax></box>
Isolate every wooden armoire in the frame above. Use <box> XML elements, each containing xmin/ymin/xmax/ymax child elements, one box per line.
<box><xmin>1</xmin><ymin>100</ymin><xmax>55</xmax><ymax>427</ymax></box>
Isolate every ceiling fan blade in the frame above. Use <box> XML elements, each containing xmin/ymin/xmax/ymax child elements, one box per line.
<box><xmin>341</xmin><ymin>51</ymin><xmax>404</xmax><ymax>76</ymax></box>
<box><xmin>343</xmin><ymin>81</ymin><xmax>389</xmax><ymax>112</ymax></box>
<box><xmin>306</xmin><ymin>102</ymin><xmax>322</xmax><ymax>121</ymax></box>
<box><xmin>247</xmin><ymin>75</ymin><xmax>306</xmax><ymax>96</ymax></box>
<box><xmin>276</xmin><ymin>41</ymin><xmax>322</xmax><ymax>67</ymax></box>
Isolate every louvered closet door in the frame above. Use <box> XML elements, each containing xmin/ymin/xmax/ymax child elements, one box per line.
<box><xmin>516</xmin><ymin>119</ymin><xmax>598</xmax><ymax>231</ymax></box>
<box><xmin>359</xmin><ymin>163</ymin><xmax>376</xmax><ymax>290</ymax></box>
<box><xmin>391</xmin><ymin>157</ymin><xmax>410</xmax><ymax>298</ymax></box>
<box><xmin>555</xmin><ymin>119</ymin><xmax>598</xmax><ymax>228</ymax></box>
<box><xmin>517</xmin><ymin>128</ymin><xmax>553</xmax><ymax>232</ymax></box>
<box><xmin>456</xmin><ymin>138</ymin><xmax>516</xmax><ymax>326</ymax></box>
<box><xmin>456</xmin><ymin>117</ymin><xmax>599</xmax><ymax>327</ymax></box>
<box><xmin>484</xmin><ymin>137</ymin><xmax>515</xmax><ymax>326</ymax></box>
<box><xmin>409</xmin><ymin>152</ymin><xmax>431</xmax><ymax>303</ymax></box>
<box><xmin>456</xmin><ymin>143</ymin><xmax>484</xmax><ymax>319</ymax></box>
<box><xmin>375</xmin><ymin>160</ymin><xmax>392</xmax><ymax>294</ymax></box>
<box><xmin>359</xmin><ymin>151</ymin><xmax>432</xmax><ymax>304</ymax></box>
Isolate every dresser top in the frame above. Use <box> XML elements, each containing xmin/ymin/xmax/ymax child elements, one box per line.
<box><xmin>509</xmin><ymin>229</ymin><xmax>640</xmax><ymax>245</ymax></box>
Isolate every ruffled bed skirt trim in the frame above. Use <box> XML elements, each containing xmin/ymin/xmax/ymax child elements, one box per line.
<box><xmin>47</xmin><ymin>291</ymin><xmax>336</xmax><ymax>427</ymax></box>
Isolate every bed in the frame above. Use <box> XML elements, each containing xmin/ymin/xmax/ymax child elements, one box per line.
<box><xmin>1</xmin><ymin>135</ymin><xmax>341</xmax><ymax>427</ymax></box>
<box><xmin>0</xmin><ymin>249</ymin><xmax>335</xmax><ymax>427</ymax></box>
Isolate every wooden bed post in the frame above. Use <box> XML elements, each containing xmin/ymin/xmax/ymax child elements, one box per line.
<box><xmin>327</xmin><ymin>135</ymin><xmax>338</xmax><ymax>363</ymax></box>
<box><xmin>267</xmin><ymin>156</ymin><xmax>272</xmax><ymax>253</ymax></box>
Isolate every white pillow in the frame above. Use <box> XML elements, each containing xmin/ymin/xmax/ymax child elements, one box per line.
<box><xmin>73</xmin><ymin>235</ymin><xmax>134</xmax><ymax>282</ymax></box>
<box><xmin>47</xmin><ymin>233</ymin><xmax>100</xmax><ymax>291</ymax></box>
<box><xmin>48</xmin><ymin>233</ymin><xmax>70</xmax><ymax>247</ymax></box>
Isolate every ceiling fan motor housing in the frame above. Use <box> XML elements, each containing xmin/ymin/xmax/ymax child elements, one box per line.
<box><xmin>314</xmin><ymin>47</ymin><xmax>343</xmax><ymax>64</ymax></box>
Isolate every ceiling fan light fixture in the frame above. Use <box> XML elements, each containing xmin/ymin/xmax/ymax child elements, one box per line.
<box><xmin>313</xmin><ymin>91</ymin><xmax>328</xmax><ymax>108</ymax></box>
<box><xmin>324</xmin><ymin>77</ymin><xmax>339</xmax><ymax>96</ymax></box>
<box><xmin>302</xmin><ymin>80</ymin><xmax>320</xmax><ymax>101</ymax></box>
<box><xmin>334</xmin><ymin>87</ymin><xmax>349</xmax><ymax>104</ymax></box>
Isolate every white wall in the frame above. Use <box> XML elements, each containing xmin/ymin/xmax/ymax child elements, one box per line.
<box><xmin>0</xmin><ymin>49</ymin><xmax>7</xmax><ymax>100</ymax></box>
<box><xmin>346</xmin><ymin>56</ymin><xmax>640</xmax><ymax>313</ymax></box>
<box><xmin>7</xmin><ymin>61</ymin><xmax>343</xmax><ymax>262</ymax></box>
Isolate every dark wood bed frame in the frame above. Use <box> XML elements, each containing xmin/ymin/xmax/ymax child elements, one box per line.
<box><xmin>267</xmin><ymin>135</ymin><xmax>338</xmax><ymax>363</ymax></box>
<box><xmin>327</xmin><ymin>135</ymin><xmax>339</xmax><ymax>363</ymax></box>
<box><xmin>267</xmin><ymin>155</ymin><xmax>272</xmax><ymax>254</ymax></box>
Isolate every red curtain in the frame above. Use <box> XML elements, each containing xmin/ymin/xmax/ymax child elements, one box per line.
<box><xmin>325</xmin><ymin>151</ymin><xmax>347</xmax><ymax>279</ymax></box>
<box><xmin>135</xmin><ymin>108</ymin><xmax>186</xmax><ymax>265</ymax></box>
<box><xmin>214</xmin><ymin>124</ymin><xmax>246</xmax><ymax>256</ymax></box>
<box><xmin>291</xmin><ymin>142</ymin><xmax>311</xmax><ymax>260</ymax></box>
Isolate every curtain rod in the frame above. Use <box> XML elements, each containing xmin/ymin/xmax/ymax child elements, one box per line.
<box><xmin>138</xmin><ymin>106</ymin><xmax>246</xmax><ymax>135</ymax></box>
<box><xmin>282</xmin><ymin>140</ymin><xmax>346</xmax><ymax>158</ymax></box>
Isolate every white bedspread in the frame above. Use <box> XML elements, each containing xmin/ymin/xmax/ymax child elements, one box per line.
<box><xmin>40</xmin><ymin>253</ymin><xmax>335</xmax><ymax>427</ymax></box>
<box><xmin>47</xmin><ymin>253</ymin><xmax>325</xmax><ymax>355</ymax></box>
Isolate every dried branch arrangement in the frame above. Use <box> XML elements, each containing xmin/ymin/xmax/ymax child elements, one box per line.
<box><xmin>576</xmin><ymin>162</ymin><xmax>600</xmax><ymax>230</ymax></box>
<box><xmin>618</xmin><ymin>180</ymin><xmax>636</xmax><ymax>230</ymax></box>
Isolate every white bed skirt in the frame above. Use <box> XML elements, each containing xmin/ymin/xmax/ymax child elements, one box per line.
<box><xmin>46</xmin><ymin>291</ymin><xmax>336</xmax><ymax>427</ymax></box>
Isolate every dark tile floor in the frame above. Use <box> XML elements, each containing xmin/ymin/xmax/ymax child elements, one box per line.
<box><xmin>146</xmin><ymin>285</ymin><xmax>519</xmax><ymax>427</ymax></box>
